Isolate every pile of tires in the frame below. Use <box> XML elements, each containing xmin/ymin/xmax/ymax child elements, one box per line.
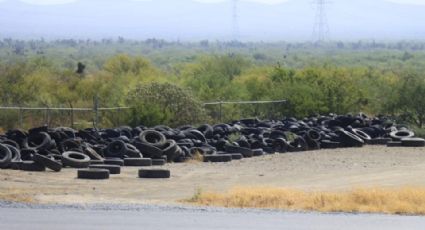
<box><xmin>0</xmin><ymin>113</ymin><xmax>423</xmax><ymax>178</ymax></box>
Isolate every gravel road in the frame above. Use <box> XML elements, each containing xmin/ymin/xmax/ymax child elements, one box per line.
<box><xmin>0</xmin><ymin>203</ymin><xmax>424</xmax><ymax>230</ymax></box>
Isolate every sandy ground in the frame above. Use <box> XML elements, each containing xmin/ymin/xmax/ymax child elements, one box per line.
<box><xmin>1</xmin><ymin>146</ymin><xmax>425</xmax><ymax>205</ymax></box>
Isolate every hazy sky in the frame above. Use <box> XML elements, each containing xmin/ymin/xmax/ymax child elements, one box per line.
<box><xmin>1</xmin><ymin>0</ymin><xmax>425</xmax><ymax>41</ymax></box>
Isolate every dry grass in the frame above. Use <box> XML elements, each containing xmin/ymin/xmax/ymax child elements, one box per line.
<box><xmin>0</xmin><ymin>189</ymin><xmax>35</xmax><ymax>203</ymax></box>
<box><xmin>185</xmin><ymin>151</ymin><xmax>204</xmax><ymax>163</ymax></box>
<box><xmin>185</xmin><ymin>187</ymin><xmax>425</xmax><ymax>215</ymax></box>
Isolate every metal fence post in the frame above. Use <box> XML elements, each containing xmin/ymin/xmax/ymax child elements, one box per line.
<box><xmin>19</xmin><ymin>107</ymin><xmax>23</xmax><ymax>129</ymax></box>
<box><xmin>94</xmin><ymin>96</ymin><xmax>99</xmax><ymax>129</ymax></box>
<box><xmin>219</xmin><ymin>101</ymin><xmax>222</xmax><ymax>123</ymax></box>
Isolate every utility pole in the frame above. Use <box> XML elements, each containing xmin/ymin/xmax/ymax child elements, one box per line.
<box><xmin>312</xmin><ymin>0</ymin><xmax>330</xmax><ymax>42</ymax></box>
<box><xmin>232</xmin><ymin>0</ymin><xmax>239</xmax><ymax>41</ymax></box>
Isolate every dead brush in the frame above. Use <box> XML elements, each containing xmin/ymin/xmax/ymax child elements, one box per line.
<box><xmin>184</xmin><ymin>186</ymin><xmax>425</xmax><ymax>215</ymax></box>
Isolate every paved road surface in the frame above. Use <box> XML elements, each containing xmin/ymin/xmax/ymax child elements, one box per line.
<box><xmin>0</xmin><ymin>204</ymin><xmax>424</xmax><ymax>230</ymax></box>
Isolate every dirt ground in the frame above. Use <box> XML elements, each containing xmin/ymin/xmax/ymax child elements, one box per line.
<box><xmin>1</xmin><ymin>146</ymin><xmax>425</xmax><ymax>205</ymax></box>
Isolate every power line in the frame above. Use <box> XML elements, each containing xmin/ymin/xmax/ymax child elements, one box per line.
<box><xmin>312</xmin><ymin>0</ymin><xmax>330</xmax><ymax>42</ymax></box>
<box><xmin>232</xmin><ymin>0</ymin><xmax>239</xmax><ymax>41</ymax></box>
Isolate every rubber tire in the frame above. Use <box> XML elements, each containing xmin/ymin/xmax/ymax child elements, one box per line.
<box><xmin>132</xmin><ymin>142</ymin><xmax>163</xmax><ymax>158</ymax></box>
<box><xmin>20</xmin><ymin>161</ymin><xmax>46</xmax><ymax>172</ymax></box>
<box><xmin>104</xmin><ymin>158</ymin><xmax>124</xmax><ymax>166</ymax></box>
<box><xmin>89</xmin><ymin>164</ymin><xmax>121</xmax><ymax>174</ymax></box>
<box><xmin>387</xmin><ymin>141</ymin><xmax>403</xmax><ymax>147</ymax></box>
<box><xmin>252</xmin><ymin>149</ymin><xmax>264</xmax><ymax>156</ymax></box>
<box><xmin>390</xmin><ymin>130</ymin><xmax>414</xmax><ymax>141</ymax></box>
<box><xmin>77</xmin><ymin>169</ymin><xmax>109</xmax><ymax>180</ymax></box>
<box><xmin>224</xmin><ymin>145</ymin><xmax>253</xmax><ymax>158</ymax></box>
<box><xmin>203</xmin><ymin>154</ymin><xmax>232</xmax><ymax>163</ymax></box>
<box><xmin>0</xmin><ymin>144</ymin><xmax>12</xmax><ymax>169</ymax></box>
<box><xmin>62</xmin><ymin>151</ymin><xmax>90</xmax><ymax>168</ymax></box>
<box><xmin>124</xmin><ymin>158</ymin><xmax>152</xmax><ymax>166</ymax></box>
<box><xmin>90</xmin><ymin>160</ymin><xmax>105</xmax><ymax>165</ymax></box>
<box><xmin>401</xmin><ymin>138</ymin><xmax>425</xmax><ymax>147</ymax></box>
<box><xmin>139</xmin><ymin>169</ymin><xmax>170</xmax><ymax>178</ymax></box>
<box><xmin>230</xmin><ymin>153</ymin><xmax>243</xmax><ymax>160</ymax></box>
<box><xmin>152</xmin><ymin>159</ymin><xmax>166</xmax><ymax>166</ymax></box>
<box><xmin>84</xmin><ymin>146</ymin><xmax>104</xmax><ymax>160</ymax></box>
<box><xmin>139</xmin><ymin>130</ymin><xmax>166</xmax><ymax>147</ymax></box>
<box><xmin>33</xmin><ymin>154</ymin><xmax>62</xmax><ymax>172</ymax></box>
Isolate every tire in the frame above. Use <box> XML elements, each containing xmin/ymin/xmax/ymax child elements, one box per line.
<box><xmin>20</xmin><ymin>161</ymin><xmax>46</xmax><ymax>172</ymax></box>
<box><xmin>124</xmin><ymin>158</ymin><xmax>152</xmax><ymax>166</ymax></box>
<box><xmin>9</xmin><ymin>161</ymin><xmax>23</xmax><ymax>170</ymax></box>
<box><xmin>336</xmin><ymin>130</ymin><xmax>364</xmax><ymax>147</ymax></box>
<box><xmin>77</xmin><ymin>169</ymin><xmax>109</xmax><ymax>180</ymax></box>
<box><xmin>89</xmin><ymin>164</ymin><xmax>121</xmax><ymax>174</ymax></box>
<box><xmin>28</xmin><ymin>132</ymin><xmax>52</xmax><ymax>150</ymax></box>
<box><xmin>104</xmin><ymin>158</ymin><xmax>124</xmax><ymax>166</ymax></box>
<box><xmin>0</xmin><ymin>144</ymin><xmax>12</xmax><ymax>169</ymax></box>
<box><xmin>387</xmin><ymin>141</ymin><xmax>403</xmax><ymax>147</ymax></box>
<box><xmin>138</xmin><ymin>169</ymin><xmax>170</xmax><ymax>178</ymax></box>
<box><xmin>320</xmin><ymin>140</ymin><xmax>340</xmax><ymax>149</ymax></box>
<box><xmin>390</xmin><ymin>130</ymin><xmax>414</xmax><ymax>141</ymax></box>
<box><xmin>84</xmin><ymin>146</ymin><xmax>104</xmax><ymax>160</ymax></box>
<box><xmin>225</xmin><ymin>145</ymin><xmax>253</xmax><ymax>158</ymax></box>
<box><xmin>139</xmin><ymin>130</ymin><xmax>166</xmax><ymax>147</ymax></box>
<box><xmin>105</xmin><ymin>140</ymin><xmax>128</xmax><ymax>158</ymax></box>
<box><xmin>203</xmin><ymin>154</ymin><xmax>232</xmax><ymax>163</ymax></box>
<box><xmin>365</xmin><ymin>138</ymin><xmax>391</xmax><ymax>145</ymax></box>
<box><xmin>272</xmin><ymin>138</ymin><xmax>288</xmax><ymax>153</ymax></box>
<box><xmin>252</xmin><ymin>149</ymin><xmax>264</xmax><ymax>156</ymax></box>
<box><xmin>33</xmin><ymin>154</ymin><xmax>62</xmax><ymax>172</ymax></box>
<box><xmin>90</xmin><ymin>160</ymin><xmax>105</xmax><ymax>165</ymax></box>
<box><xmin>401</xmin><ymin>138</ymin><xmax>425</xmax><ymax>147</ymax></box>
<box><xmin>62</xmin><ymin>151</ymin><xmax>90</xmax><ymax>168</ymax></box>
<box><xmin>152</xmin><ymin>159</ymin><xmax>166</xmax><ymax>166</ymax></box>
<box><xmin>352</xmin><ymin>129</ymin><xmax>372</xmax><ymax>141</ymax></box>
<box><xmin>132</xmin><ymin>142</ymin><xmax>163</xmax><ymax>158</ymax></box>
<box><xmin>162</xmin><ymin>140</ymin><xmax>180</xmax><ymax>162</ymax></box>
<box><xmin>230</xmin><ymin>153</ymin><xmax>243</xmax><ymax>160</ymax></box>
<box><xmin>125</xmin><ymin>144</ymin><xmax>143</xmax><ymax>158</ymax></box>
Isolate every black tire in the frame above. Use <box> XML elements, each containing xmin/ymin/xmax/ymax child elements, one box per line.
<box><xmin>28</xmin><ymin>132</ymin><xmax>52</xmax><ymax>150</ymax></box>
<box><xmin>152</xmin><ymin>159</ymin><xmax>166</xmax><ymax>166</ymax></box>
<box><xmin>352</xmin><ymin>129</ymin><xmax>372</xmax><ymax>141</ymax></box>
<box><xmin>162</xmin><ymin>140</ymin><xmax>180</xmax><ymax>162</ymax></box>
<box><xmin>387</xmin><ymin>141</ymin><xmax>403</xmax><ymax>147</ymax></box>
<box><xmin>401</xmin><ymin>138</ymin><xmax>425</xmax><ymax>147</ymax></box>
<box><xmin>252</xmin><ymin>149</ymin><xmax>264</xmax><ymax>156</ymax></box>
<box><xmin>62</xmin><ymin>151</ymin><xmax>90</xmax><ymax>168</ymax></box>
<box><xmin>20</xmin><ymin>161</ymin><xmax>46</xmax><ymax>172</ymax></box>
<box><xmin>272</xmin><ymin>138</ymin><xmax>288</xmax><ymax>153</ymax></box>
<box><xmin>90</xmin><ymin>160</ymin><xmax>105</xmax><ymax>165</ymax></box>
<box><xmin>125</xmin><ymin>144</ymin><xmax>143</xmax><ymax>158</ymax></box>
<box><xmin>89</xmin><ymin>164</ymin><xmax>121</xmax><ymax>174</ymax></box>
<box><xmin>132</xmin><ymin>142</ymin><xmax>163</xmax><ymax>158</ymax></box>
<box><xmin>336</xmin><ymin>130</ymin><xmax>364</xmax><ymax>147</ymax></box>
<box><xmin>84</xmin><ymin>146</ymin><xmax>104</xmax><ymax>160</ymax></box>
<box><xmin>390</xmin><ymin>130</ymin><xmax>415</xmax><ymax>141</ymax></box>
<box><xmin>139</xmin><ymin>130</ymin><xmax>166</xmax><ymax>147</ymax></box>
<box><xmin>365</xmin><ymin>138</ymin><xmax>391</xmax><ymax>145</ymax></box>
<box><xmin>20</xmin><ymin>148</ymin><xmax>37</xmax><ymax>161</ymax></box>
<box><xmin>124</xmin><ymin>158</ymin><xmax>152</xmax><ymax>166</ymax></box>
<box><xmin>138</xmin><ymin>169</ymin><xmax>170</xmax><ymax>178</ymax></box>
<box><xmin>33</xmin><ymin>154</ymin><xmax>62</xmax><ymax>172</ymax></box>
<box><xmin>230</xmin><ymin>153</ymin><xmax>243</xmax><ymax>160</ymax></box>
<box><xmin>225</xmin><ymin>145</ymin><xmax>253</xmax><ymax>158</ymax></box>
<box><xmin>320</xmin><ymin>140</ymin><xmax>340</xmax><ymax>149</ymax></box>
<box><xmin>9</xmin><ymin>161</ymin><xmax>23</xmax><ymax>170</ymax></box>
<box><xmin>104</xmin><ymin>158</ymin><xmax>124</xmax><ymax>166</ymax></box>
<box><xmin>203</xmin><ymin>154</ymin><xmax>232</xmax><ymax>163</ymax></box>
<box><xmin>0</xmin><ymin>144</ymin><xmax>12</xmax><ymax>169</ymax></box>
<box><xmin>105</xmin><ymin>140</ymin><xmax>128</xmax><ymax>158</ymax></box>
<box><xmin>77</xmin><ymin>169</ymin><xmax>109</xmax><ymax>180</ymax></box>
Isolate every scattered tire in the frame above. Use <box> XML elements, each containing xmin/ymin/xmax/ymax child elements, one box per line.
<box><xmin>77</xmin><ymin>169</ymin><xmax>109</xmax><ymax>180</ymax></box>
<box><xmin>33</xmin><ymin>154</ymin><xmax>62</xmax><ymax>172</ymax></box>
<box><xmin>225</xmin><ymin>145</ymin><xmax>253</xmax><ymax>158</ymax></box>
<box><xmin>124</xmin><ymin>158</ymin><xmax>152</xmax><ymax>166</ymax></box>
<box><xmin>0</xmin><ymin>144</ymin><xmax>12</xmax><ymax>169</ymax></box>
<box><xmin>401</xmin><ymin>138</ymin><xmax>425</xmax><ymax>147</ymax></box>
<box><xmin>62</xmin><ymin>151</ymin><xmax>90</xmax><ymax>168</ymax></box>
<box><xmin>104</xmin><ymin>158</ymin><xmax>124</xmax><ymax>166</ymax></box>
<box><xmin>203</xmin><ymin>154</ymin><xmax>232</xmax><ymax>163</ymax></box>
<box><xmin>138</xmin><ymin>169</ymin><xmax>170</xmax><ymax>178</ymax></box>
<box><xmin>365</xmin><ymin>138</ymin><xmax>392</xmax><ymax>145</ymax></box>
<box><xmin>390</xmin><ymin>130</ymin><xmax>414</xmax><ymax>141</ymax></box>
<box><xmin>90</xmin><ymin>160</ymin><xmax>105</xmax><ymax>165</ymax></box>
<box><xmin>152</xmin><ymin>159</ymin><xmax>166</xmax><ymax>166</ymax></box>
<box><xmin>89</xmin><ymin>164</ymin><xmax>121</xmax><ymax>174</ymax></box>
<box><xmin>387</xmin><ymin>141</ymin><xmax>403</xmax><ymax>147</ymax></box>
<box><xmin>20</xmin><ymin>161</ymin><xmax>46</xmax><ymax>172</ymax></box>
<box><xmin>230</xmin><ymin>153</ymin><xmax>243</xmax><ymax>160</ymax></box>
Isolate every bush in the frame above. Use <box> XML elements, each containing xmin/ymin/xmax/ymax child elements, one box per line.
<box><xmin>126</xmin><ymin>82</ymin><xmax>208</xmax><ymax>127</ymax></box>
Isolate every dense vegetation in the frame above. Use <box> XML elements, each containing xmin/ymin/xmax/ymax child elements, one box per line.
<box><xmin>0</xmin><ymin>38</ymin><xmax>424</xmax><ymax>130</ymax></box>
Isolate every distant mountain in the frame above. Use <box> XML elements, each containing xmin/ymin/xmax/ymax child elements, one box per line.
<box><xmin>0</xmin><ymin>0</ymin><xmax>425</xmax><ymax>41</ymax></box>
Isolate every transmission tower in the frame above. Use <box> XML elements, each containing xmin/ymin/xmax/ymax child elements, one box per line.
<box><xmin>232</xmin><ymin>0</ymin><xmax>239</xmax><ymax>41</ymax></box>
<box><xmin>312</xmin><ymin>0</ymin><xmax>330</xmax><ymax>42</ymax></box>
